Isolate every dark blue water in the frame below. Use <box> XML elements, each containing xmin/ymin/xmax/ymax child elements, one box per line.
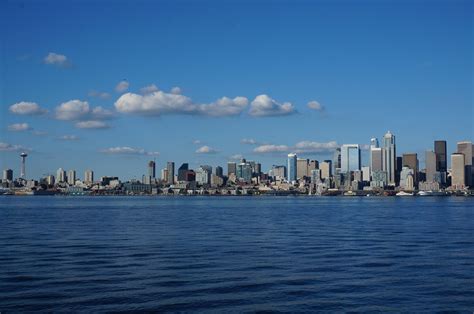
<box><xmin>0</xmin><ymin>196</ymin><xmax>473</xmax><ymax>312</ymax></box>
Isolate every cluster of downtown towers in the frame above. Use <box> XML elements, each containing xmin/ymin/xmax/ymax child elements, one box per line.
<box><xmin>2</xmin><ymin>131</ymin><xmax>473</xmax><ymax>192</ymax></box>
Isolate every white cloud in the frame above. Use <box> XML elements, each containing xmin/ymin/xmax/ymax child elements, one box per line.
<box><xmin>198</xmin><ymin>96</ymin><xmax>248</xmax><ymax>117</ymax></box>
<box><xmin>101</xmin><ymin>146</ymin><xmax>159</xmax><ymax>156</ymax></box>
<box><xmin>58</xmin><ymin>135</ymin><xmax>79</xmax><ymax>141</ymax></box>
<box><xmin>139</xmin><ymin>84</ymin><xmax>159</xmax><ymax>95</ymax></box>
<box><xmin>9</xmin><ymin>102</ymin><xmax>47</xmax><ymax>115</ymax></box>
<box><xmin>115</xmin><ymin>80</ymin><xmax>129</xmax><ymax>93</ymax></box>
<box><xmin>171</xmin><ymin>87</ymin><xmax>182</xmax><ymax>94</ymax></box>
<box><xmin>294</xmin><ymin>141</ymin><xmax>338</xmax><ymax>153</ymax></box>
<box><xmin>114</xmin><ymin>91</ymin><xmax>248</xmax><ymax>117</ymax></box>
<box><xmin>307</xmin><ymin>100</ymin><xmax>324</xmax><ymax>111</ymax></box>
<box><xmin>253</xmin><ymin>144</ymin><xmax>290</xmax><ymax>154</ymax></box>
<box><xmin>56</xmin><ymin>100</ymin><xmax>90</xmax><ymax>120</ymax></box>
<box><xmin>241</xmin><ymin>138</ymin><xmax>258</xmax><ymax>145</ymax></box>
<box><xmin>75</xmin><ymin>120</ymin><xmax>109</xmax><ymax>129</ymax></box>
<box><xmin>196</xmin><ymin>145</ymin><xmax>218</xmax><ymax>154</ymax></box>
<box><xmin>249</xmin><ymin>94</ymin><xmax>296</xmax><ymax>117</ymax></box>
<box><xmin>193</xmin><ymin>139</ymin><xmax>202</xmax><ymax>144</ymax></box>
<box><xmin>88</xmin><ymin>90</ymin><xmax>111</xmax><ymax>99</ymax></box>
<box><xmin>43</xmin><ymin>52</ymin><xmax>70</xmax><ymax>67</ymax></box>
<box><xmin>0</xmin><ymin>142</ymin><xmax>31</xmax><ymax>152</ymax></box>
<box><xmin>55</xmin><ymin>100</ymin><xmax>114</xmax><ymax>121</ymax></box>
<box><xmin>8</xmin><ymin>123</ymin><xmax>30</xmax><ymax>132</ymax></box>
<box><xmin>229</xmin><ymin>154</ymin><xmax>244</xmax><ymax>160</ymax></box>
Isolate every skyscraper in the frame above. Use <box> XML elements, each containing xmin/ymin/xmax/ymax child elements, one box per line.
<box><xmin>20</xmin><ymin>152</ymin><xmax>28</xmax><ymax>179</ymax></box>
<box><xmin>425</xmin><ymin>151</ymin><xmax>437</xmax><ymax>183</ymax></box>
<box><xmin>148</xmin><ymin>160</ymin><xmax>156</xmax><ymax>178</ymax></box>
<box><xmin>57</xmin><ymin>168</ymin><xmax>67</xmax><ymax>183</ymax></box>
<box><xmin>434</xmin><ymin>140</ymin><xmax>447</xmax><ymax>172</ymax></box>
<box><xmin>178</xmin><ymin>163</ymin><xmax>189</xmax><ymax>181</ymax></box>
<box><xmin>451</xmin><ymin>153</ymin><xmax>465</xmax><ymax>189</ymax></box>
<box><xmin>227</xmin><ymin>162</ymin><xmax>237</xmax><ymax>176</ymax></box>
<box><xmin>369</xmin><ymin>137</ymin><xmax>380</xmax><ymax>176</ymax></box>
<box><xmin>320</xmin><ymin>160</ymin><xmax>332</xmax><ymax>179</ymax></box>
<box><xmin>296</xmin><ymin>158</ymin><xmax>309</xmax><ymax>179</ymax></box>
<box><xmin>215</xmin><ymin>166</ymin><xmax>223</xmax><ymax>177</ymax></box>
<box><xmin>340</xmin><ymin>144</ymin><xmax>361</xmax><ymax>172</ymax></box>
<box><xmin>402</xmin><ymin>153</ymin><xmax>418</xmax><ymax>184</ymax></box>
<box><xmin>3</xmin><ymin>169</ymin><xmax>13</xmax><ymax>181</ymax></box>
<box><xmin>166</xmin><ymin>162</ymin><xmax>175</xmax><ymax>185</ymax></box>
<box><xmin>84</xmin><ymin>169</ymin><xmax>94</xmax><ymax>184</ymax></box>
<box><xmin>67</xmin><ymin>170</ymin><xmax>76</xmax><ymax>185</ymax></box>
<box><xmin>457</xmin><ymin>141</ymin><xmax>473</xmax><ymax>187</ymax></box>
<box><xmin>382</xmin><ymin>131</ymin><xmax>396</xmax><ymax>186</ymax></box>
<box><xmin>287</xmin><ymin>153</ymin><xmax>297</xmax><ymax>182</ymax></box>
<box><xmin>333</xmin><ymin>148</ymin><xmax>341</xmax><ymax>173</ymax></box>
<box><xmin>370</xmin><ymin>147</ymin><xmax>383</xmax><ymax>174</ymax></box>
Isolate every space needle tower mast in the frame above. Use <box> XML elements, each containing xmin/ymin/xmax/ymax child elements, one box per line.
<box><xmin>20</xmin><ymin>152</ymin><xmax>28</xmax><ymax>179</ymax></box>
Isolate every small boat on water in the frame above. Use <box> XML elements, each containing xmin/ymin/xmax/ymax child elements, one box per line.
<box><xmin>396</xmin><ymin>191</ymin><xmax>414</xmax><ymax>196</ymax></box>
<box><xmin>417</xmin><ymin>190</ymin><xmax>447</xmax><ymax>196</ymax></box>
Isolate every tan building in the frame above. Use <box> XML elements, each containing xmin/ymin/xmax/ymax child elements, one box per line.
<box><xmin>297</xmin><ymin>158</ymin><xmax>309</xmax><ymax>179</ymax></box>
<box><xmin>451</xmin><ymin>153</ymin><xmax>465</xmax><ymax>189</ymax></box>
<box><xmin>457</xmin><ymin>141</ymin><xmax>473</xmax><ymax>187</ymax></box>
<box><xmin>320</xmin><ymin>161</ymin><xmax>331</xmax><ymax>179</ymax></box>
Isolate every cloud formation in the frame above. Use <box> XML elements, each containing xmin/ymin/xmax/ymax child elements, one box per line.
<box><xmin>55</xmin><ymin>100</ymin><xmax>114</xmax><ymax>121</ymax></box>
<box><xmin>88</xmin><ymin>90</ymin><xmax>111</xmax><ymax>99</ymax></box>
<box><xmin>139</xmin><ymin>84</ymin><xmax>159</xmax><ymax>95</ymax></box>
<box><xmin>196</xmin><ymin>145</ymin><xmax>218</xmax><ymax>154</ymax></box>
<box><xmin>8</xmin><ymin>123</ymin><xmax>30</xmax><ymax>132</ymax></box>
<box><xmin>58</xmin><ymin>135</ymin><xmax>79</xmax><ymax>141</ymax></box>
<box><xmin>170</xmin><ymin>87</ymin><xmax>182</xmax><ymax>94</ymax></box>
<box><xmin>253</xmin><ymin>141</ymin><xmax>338</xmax><ymax>154</ymax></box>
<box><xmin>253</xmin><ymin>144</ymin><xmax>289</xmax><ymax>154</ymax></box>
<box><xmin>101</xmin><ymin>146</ymin><xmax>160</xmax><ymax>156</ymax></box>
<box><xmin>75</xmin><ymin>120</ymin><xmax>110</xmax><ymax>129</ymax></box>
<box><xmin>249</xmin><ymin>94</ymin><xmax>296</xmax><ymax>117</ymax></box>
<box><xmin>9</xmin><ymin>102</ymin><xmax>47</xmax><ymax>115</ymax></box>
<box><xmin>0</xmin><ymin>142</ymin><xmax>31</xmax><ymax>152</ymax></box>
<box><xmin>241</xmin><ymin>138</ymin><xmax>258</xmax><ymax>145</ymax></box>
<box><xmin>43</xmin><ymin>52</ymin><xmax>70</xmax><ymax>67</ymax></box>
<box><xmin>114</xmin><ymin>91</ymin><xmax>248</xmax><ymax>117</ymax></box>
<box><xmin>307</xmin><ymin>100</ymin><xmax>324</xmax><ymax>111</ymax></box>
<box><xmin>115</xmin><ymin>80</ymin><xmax>129</xmax><ymax>93</ymax></box>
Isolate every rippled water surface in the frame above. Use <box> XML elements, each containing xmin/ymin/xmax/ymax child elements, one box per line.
<box><xmin>1</xmin><ymin>196</ymin><xmax>473</xmax><ymax>312</ymax></box>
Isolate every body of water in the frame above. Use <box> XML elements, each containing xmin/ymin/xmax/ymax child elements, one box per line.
<box><xmin>0</xmin><ymin>196</ymin><xmax>473</xmax><ymax>312</ymax></box>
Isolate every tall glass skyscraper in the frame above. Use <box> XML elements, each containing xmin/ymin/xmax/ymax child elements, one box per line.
<box><xmin>341</xmin><ymin>144</ymin><xmax>361</xmax><ymax>172</ymax></box>
<box><xmin>382</xmin><ymin>131</ymin><xmax>396</xmax><ymax>185</ymax></box>
<box><xmin>287</xmin><ymin>153</ymin><xmax>297</xmax><ymax>182</ymax></box>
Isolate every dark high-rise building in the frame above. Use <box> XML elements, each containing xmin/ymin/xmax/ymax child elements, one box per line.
<box><xmin>402</xmin><ymin>153</ymin><xmax>419</xmax><ymax>184</ymax></box>
<box><xmin>166</xmin><ymin>162</ymin><xmax>175</xmax><ymax>185</ymax></box>
<box><xmin>396</xmin><ymin>156</ymin><xmax>403</xmax><ymax>185</ymax></box>
<box><xmin>178</xmin><ymin>163</ymin><xmax>189</xmax><ymax>181</ymax></box>
<box><xmin>227</xmin><ymin>162</ymin><xmax>237</xmax><ymax>176</ymax></box>
<box><xmin>148</xmin><ymin>160</ymin><xmax>156</xmax><ymax>178</ymax></box>
<box><xmin>333</xmin><ymin>147</ymin><xmax>341</xmax><ymax>173</ymax></box>
<box><xmin>434</xmin><ymin>140</ymin><xmax>447</xmax><ymax>172</ymax></box>
<box><xmin>425</xmin><ymin>151</ymin><xmax>437</xmax><ymax>183</ymax></box>
<box><xmin>215</xmin><ymin>166</ymin><xmax>223</xmax><ymax>178</ymax></box>
<box><xmin>3</xmin><ymin>169</ymin><xmax>13</xmax><ymax>181</ymax></box>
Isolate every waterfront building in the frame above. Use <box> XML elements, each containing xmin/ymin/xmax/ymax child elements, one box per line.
<box><xmin>254</xmin><ymin>163</ymin><xmax>261</xmax><ymax>175</ymax></box>
<box><xmin>166</xmin><ymin>162</ymin><xmax>175</xmax><ymax>185</ymax></box>
<box><xmin>84</xmin><ymin>169</ymin><xmax>94</xmax><ymax>184</ymax></box>
<box><xmin>67</xmin><ymin>170</ymin><xmax>76</xmax><ymax>185</ymax></box>
<box><xmin>227</xmin><ymin>162</ymin><xmax>237</xmax><ymax>176</ymax></box>
<box><xmin>382</xmin><ymin>131</ymin><xmax>396</xmax><ymax>186</ymax></box>
<box><xmin>287</xmin><ymin>153</ymin><xmax>297</xmax><ymax>182</ymax></box>
<box><xmin>370</xmin><ymin>170</ymin><xmax>387</xmax><ymax>188</ymax></box>
<box><xmin>370</xmin><ymin>147</ymin><xmax>383</xmax><ymax>175</ymax></box>
<box><xmin>425</xmin><ymin>151</ymin><xmax>437</xmax><ymax>183</ymax></box>
<box><xmin>3</xmin><ymin>169</ymin><xmax>13</xmax><ymax>181</ymax></box>
<box><xmin>57</xmin><ymin>168</ymin><xmax>66</xmax><ymax>183</ymax></box>
<box><xmin>161</xmin><ymin>168</ymin><xmax>168</xmax><ymax>182</ymax></box>
<box><xmin>270</xmin><ymin>165</ymin><xmax>286</xmax><ymax>180</ymax></box>
<box><xmin>457</xmin><ymin>141</ymin><xmax>474</xmax><ymax>187</ymax></box>
<box><xmin>399</xmin><ymin>167</ymin><xmax>414</xmax><ymax>191</ymax></box>
<box><xmin>310</xmin><ymin>169</ymin><xmax>321</xmax><ymax>184</ymax></box>
<box><xmin>362</xmin><ymin>166</ymin><xmax>370</xmax><ymax>182</ymax></box>
<box><xmin>341</xmin><ymin>144</ymin><xmax>361</xmax><ymax>173</ymax></box>
<box><xmin>297</xmin><ymin>158</ymin><xmax>309</xmax><ymax>179</ymax></box>
<box><xmin>320</xmin><ymin>160</ymin><xmax>332</xmax><ymax>179</ymax></box>
<box><xmin>451</xmin><ymin>153</ymin><xmax>466</xmax><ymax>189</ymax></box>
<box><xmin>46</xmin><ymin>175</ymin><xmax>55</xmax><ymax>186</ymax></box>
<box><xmin>196</xmin><ymin>166</ymin><xmax>212</xmax><ymax>185</ymax></box>
<box><xmin>211</xmin><ymin>174</ymin><xmax>224</xmax><ymax>187</ymax></box>
<box><xmin>148</xmin><ymin>160</ymin><xmax>156</xmax><ymax>178</ymax></box>
<box><xmin>402</xmin><ymin>153</ymin><xmax>418</xmax><ymax>184</ymax></box>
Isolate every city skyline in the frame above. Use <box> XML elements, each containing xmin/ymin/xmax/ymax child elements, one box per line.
<box><xmin>1</xmin><ymin>1</ymin><xmax>473</xmax><ymax>179</ymax></box>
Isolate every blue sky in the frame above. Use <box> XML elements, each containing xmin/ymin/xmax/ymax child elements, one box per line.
<box><xmin>1</xmin><ymin>0</ymin><xmax>472</xmax><ymax>180</ymax></box>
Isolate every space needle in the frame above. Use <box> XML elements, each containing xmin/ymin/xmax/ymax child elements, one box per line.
<box><xmin>20</xmin><ymin>152</ymin><xmax>28</xmax><ymax>179</ymax></box>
